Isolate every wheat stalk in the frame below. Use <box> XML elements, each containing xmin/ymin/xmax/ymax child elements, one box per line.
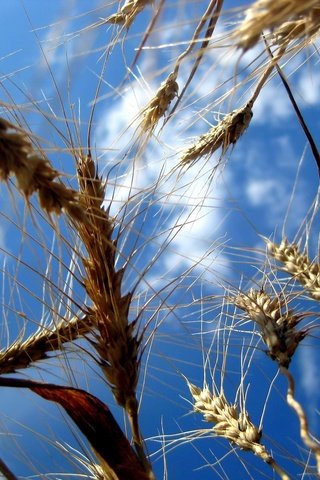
<box><xmin>281</xmin><ymin>367</ymin><xmax>320</xmax><ymax>475</ymax></box>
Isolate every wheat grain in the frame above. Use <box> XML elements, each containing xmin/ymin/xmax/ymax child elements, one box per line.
<box><xmin>267</xmin><ymin>239</ymin><xmax>320</xmax><ymax>300</ymax></box>
<box><xmin>274</xmin><ymin>6</ymin><xmax>320</xmax><ymax>48</ymax></box>
<box><xmin>77</xmin><ymin>153</ymin><xmax>139</xmax><ymax>412</ymax></box>
<box><xmin>233</xmin><ymin>288</ymin><xmax>307</xmax><ymax>367</ymax></box>
<box><xmin>76</xmin><ymin>154</ymin><xmax>153</xmax><ymax>477</ymax></box>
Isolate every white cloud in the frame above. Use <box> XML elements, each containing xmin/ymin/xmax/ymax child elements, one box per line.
<box><xmin>95</xmin><ymin>64</ymin><xmax>232</xmax><ymax>290</ymax></box>
<box><xmin>245</xmin><ymin>178</ymin><xmax>284</xmax><ymax>206</ymax></box>
<box><xmin>298</xmin><ymin>69</ymin><xmax>320</xmax><ymax>105</ymax></box>
<box><xmin>252</xmin><ymin>79</ymin><xmax>292</xmax><ymax>123</ymax></box>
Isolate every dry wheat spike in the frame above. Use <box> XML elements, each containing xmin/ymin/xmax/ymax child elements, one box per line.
<box><xmin>0</xmin><ymin>314</ymin><xmax>93</xmax><ymax>375</ymax></box>
<box><xmin>186</xmin><ymin>381</ymin><xmax>289</xmax><ymax>480</ymax></box>
<box><xmin>268</xmin><ymin>239</ymin><xmax>320</xmax><ymax>300</ymax></box>
<box><xmin>233</xmin><ymin>288</ymin><xmax>307</xmax><ymax>367</ymax></box>
<box><xmin>76</xmin><ymin>153</ymin><xmax>153</xmax><ymax>477</ymax></box>
<box><xmin>180</xmin><ymin>102</ymin><xmax>253</xmax><ymax>165</ymax></box>
<box><xmin>0</xmin><ymin>117</ymin><xmax>85</xmax><ymax>221</ymax></box>
<box><xmin>140</xmin><ymin>72</ymin><xmax>179</xmax><ymax>133</ymax></box>
<box><xmin>234</xmin><ymin>0</ymin><xmax>320</xmax><ymax>51</ymax></box>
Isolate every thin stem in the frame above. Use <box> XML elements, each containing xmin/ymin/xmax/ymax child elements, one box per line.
<box><xmin>264</xmin><ymin>38</ymin><xmax>320</xmax><ymax>176</ymax></box>
<box><xmin>128</xmin><ymin>404</ymin><xmax>155</xmax><ymax>479</ymax></box>
<box><xmin>0</xmin><ymin>458</ymin><xmax>18</xmax><ymax>480</ymax></box>
<box><xmin>169</xmin><ymin>0</ymin><xmax>223</xmax><ymax>118</ymax></box>
<box><xmin>251</xmin><ymin>444</ymin><xmax>290</xmax><ymax>480</ymax></box>
<box><xmin>250</xmin><ymin>45</ymin><xmax>286</xmax><ymax>104</ymax></box>
<box><xmin>281</xmin><ymin>366</ymin><xmax>320</xmax><ymax>474</ymax></box>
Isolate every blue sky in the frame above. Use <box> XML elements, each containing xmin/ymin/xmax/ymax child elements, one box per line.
<box><xmin>0</xmin><ymin>1</ymin><xmax>319</xmax><ymax>479</ymax></box>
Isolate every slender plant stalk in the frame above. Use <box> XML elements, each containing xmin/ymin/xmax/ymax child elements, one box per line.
<box><xmin>0</xmin><ymin>457</ymin><xmax>18</xmax><ymax>480</ymax></box>
<box><xmin>281</xmin><ymin>367</ymin><xmax>320</xmax><ymax>475</ymax></box>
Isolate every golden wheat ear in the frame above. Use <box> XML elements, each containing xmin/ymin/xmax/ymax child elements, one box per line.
<box><xmin>75</xmin><ymin>153</ymin><xmax>153</xmax><ymax>476</ymax></box>
<box><xmin>180</xmin><ymin>102</ymin><xmax>253</xmax><ymax>166</ymax></box>
<box><xmin>0</xmin><ymin>117</ymin><xmax>85</xmax><ymax>222</ymax></box>
<box><xmin>233</xmin><ymin>0</ymin><xmax>320</xmax><ymax>51</ymax></box>
<box><xmin>232</xmin><ymin>288</ymin><xmax>308</xmax><ymax>368</ymax></box>
<box><xmin>0</xmin><ymin>377</ymin><xmax>152</xmax><ymax>480</ymax></box>
<box><xmin>185</xmin><ymin>380</ymin><xmax>290</xmax><ymax>480</ymax></box>
<box><xmin>0</xmin><ymin>314</ymin><xmax>93</xmax><ymax>375</ymax></box>
<box><xmin>267</xmin><ymin>239</ymin><xmax>320</xmax><ymax>300</ymax></box>
<box><xmin>139</xmin><ymin>72</ymin><xmax>179</xmax><ymax>134</ymax></box>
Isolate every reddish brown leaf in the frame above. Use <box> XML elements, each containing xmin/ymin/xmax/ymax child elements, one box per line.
<box><xmin>0</xmin><ymin>377</ymin><xmax>150</xmax><ymax>480</ymax></box>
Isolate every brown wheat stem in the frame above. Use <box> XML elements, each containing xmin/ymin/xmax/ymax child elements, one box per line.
<box><xmin>0</xmin><ymin>457</ymin><xmax>18</xmax><ymax>480</ymax></box>
<box><xmin>250</xmin><ymin>45</ymin><xmax>286</xmax><ymax>105</ymax></box>
<box><xmin>169</xmin><ymin>0</ymin><xmax>224</xmax><ymax>119</ymax></box>
<box><xmin>264</xmin><ymin>38</ymin><xmax>320</xmax><ymax>175</ymax></box>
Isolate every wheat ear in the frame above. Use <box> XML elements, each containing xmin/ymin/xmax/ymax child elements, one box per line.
<box><xmin>76</xmin><ymin>153</ymin><xmax>153</xmax><ymax>478</ymax></box>
<box><xmin>232</xmin><ymin>288</ymin><xmax>307</xmax><ymax>367</ymax></box>
<box><xmin>139</xmin><ymin>71</ymin><xmax>179</xmax><ymax>134</ymax></box>
<box><xmin>180</xmin><ymin>102</ymin><xmax>253</xmax><ymax>165</ymax></box>
<box><xmin>234</xmin><ymin>0</ymin><xmax>320</xmax><ymax>51</ymax></box>
<box><xmin>0</xmin><ymin>118</ymin><xmax>85</xmax><ymax>222</ymax></box>
<box><xmin>267</xmin><ymin>239</ymin><xmax>320</xmax><ymax>300</ymax></box>
<box><xmin>0</xmin><ymin>314</ymin><xmax>93</xmax><ymax>374</ymax></box>
<box><xmin>187</xmin><ymin>381</ymin><xmax>289</xmax><ymax>480</ymax></box>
